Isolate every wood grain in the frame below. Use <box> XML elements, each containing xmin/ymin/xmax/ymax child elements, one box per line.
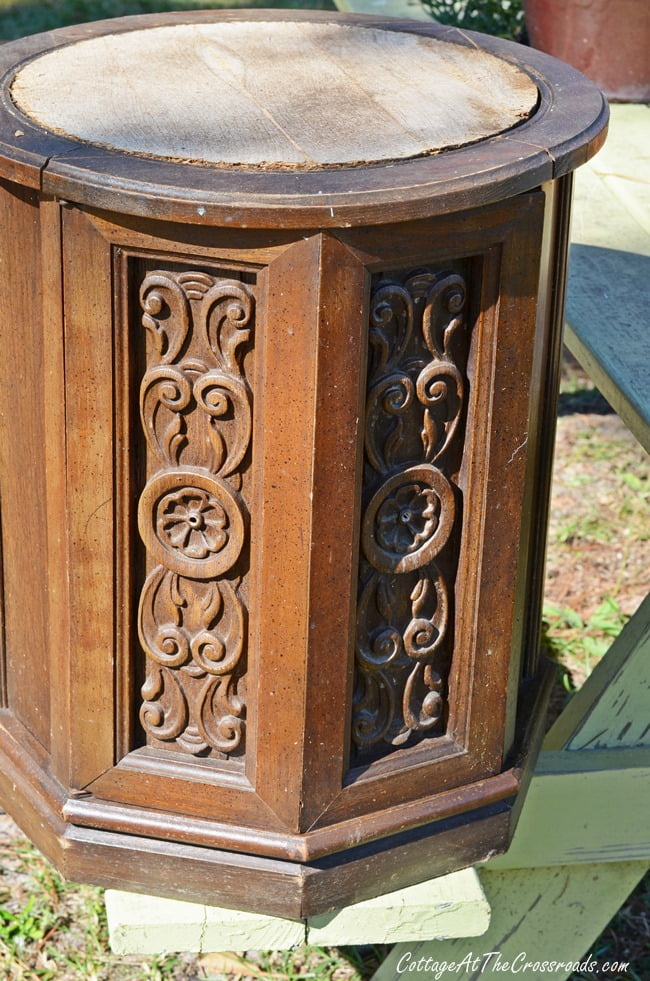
<box><xmin>40</xmin><ymin>195</ymin><xmax>72</xmax><ymax>782</ymax></box>
<box><xmin>296</xmin><ymin>234</ymin><xmax>367</xmax><ymax>829</ymax></box>
<box><xmin>0</xmin><ymin>180</ymin><xmax>51</xmax><ymax>750</ymax></box>
<box><xmin>248</xmin><ymin>235</ymin><xmax>323</xmax><ymax>830</ymax></box>
<box><xmin>61</xmin><ymin>206</ymin><xmax>116</xmax><ymax>789</ymax></box>
<box><xmin>0</xmin><ymin>498</ymin><xmax>5</xmax><ymax>709</ymax></box>
<box><xmin>11</xmin><ymin>22</ymin><xmax>537</xmax><ymax>168</ymax></box>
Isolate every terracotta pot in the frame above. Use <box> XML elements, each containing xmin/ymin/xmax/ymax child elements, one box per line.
<box><xmin>524</xmin><ymin>0</ymin><xmax>650</xmax><ymax>101</ymax></box>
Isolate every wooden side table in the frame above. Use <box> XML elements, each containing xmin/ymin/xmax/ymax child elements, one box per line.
<box><xmin>0</xmin><ymin>10</ymin><xmax>607</xmax><ymax>917</ymax></box>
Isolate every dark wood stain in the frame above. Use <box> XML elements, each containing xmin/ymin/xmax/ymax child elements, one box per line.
<box><xmin>0</xmin><ymin>10</ymin><xmax>607</xmax><ymax>916</ymax></box>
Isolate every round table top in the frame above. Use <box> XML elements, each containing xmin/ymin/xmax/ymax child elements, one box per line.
<box><xmin>11</xmin><ymin>20</ymin><xmax>538</xmax><ymax>169</ymax></box>
<box><xmin>0</xmin><ymin>11</ymin><xmax>608</xmax><ymax>227</ymax></box>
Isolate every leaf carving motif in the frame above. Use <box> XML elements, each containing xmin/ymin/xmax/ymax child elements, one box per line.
<box><xmin>140</xmin><ymin>273</ymin><xmax>191</xmax><ymax>364</ymax></box>
<box><xmin>193</xmin><ymin>370</ymin><xmax>251</xmax><ymax>477</ymax></box>
<box><xmin>140</xmin><ymin>365</ymin><xmax>193</xmax><ymax>466</ymax></box>
<box><xmin>136</xmin><ymin>269</ymin><xmax>254</xmax><ymax>758</ymax></box>
<box><xmin>353</xmin><ymin>267</ymin><xmax>468</xmax><ymax>758</ymax></box>
<box><xmin>140</xmin><ymin>665</ymin><xmax>188</xmax><ymax>743</ymax></box>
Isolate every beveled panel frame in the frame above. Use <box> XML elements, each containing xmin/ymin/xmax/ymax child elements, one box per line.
<box><xmin>307</xmin><ymin>191</ymin><xmax>547</xmax><ymax>831</ymax></box>
<box><xmin>53</xmin><ymin>190</ymin><xmax>546</xmax><ymax>860</ymax></box>
<box><xmin>56</xmin><ymin>208</ymin><xmax>287</xmax><ymax>836</ymax></box>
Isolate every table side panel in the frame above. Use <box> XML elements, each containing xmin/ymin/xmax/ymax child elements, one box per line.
<box><xmin>65</xmin><ymin>216</ymin><xmax>306</xmax><ymax>834</ymax></box>
<box><xmin>60</xmin><ymin>206</ymin><xmax>116</xmax><ymax>788</ymax></box>
<box><xmin>453</xmin><ymin>191</ymin><xmax>546</xmax><ymax>764</ymax></box>
<box><xmin>248</xmin><ymin>236</ymin><xmax>322</xmax><ymax>830</ymax></box>
<box><xmin>0</xmin><ymin>497</ymin><xmax>5</xmax><ymax>708</ymax></box>
<box><xmin>40</xmin><ymin>195</ymin><xmax>73</xmax><ymax>779</ymax></box>
<box><xmin>298</xmin><ymin>234</ymin><xmax>369</xmax><ymax>829</ymax></box>
<box><xmin>502</xmin><ymin>174</ymin><xmax>573</xmax><ymax>753</ymax></box>
<box><xmin>0</xmin><ymin>178</ymin><xmax>51</xmax><ymax>750</ymax></box>
<box><xmin>311</xmin><ymin>193</ymin><xmax>547</xmax><ymax>827</ymax></box>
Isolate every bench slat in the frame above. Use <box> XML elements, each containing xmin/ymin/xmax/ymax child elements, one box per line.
<box><xmin>565</xmin><ymin>104</ymin><xmax>650</xmax><ymax>453</ymax></box>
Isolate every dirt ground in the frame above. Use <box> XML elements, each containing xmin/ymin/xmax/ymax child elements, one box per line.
<box><xmin>544</xmin><ymin>356</ymin><xmax>649</xmax><ymax>691</ymax></box>
<box><xmin>549</xmin><ymin>415</ymin><xmax>647</xmax><ymax>619</ymax></box>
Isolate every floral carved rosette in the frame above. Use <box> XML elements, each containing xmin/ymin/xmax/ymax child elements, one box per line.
<box><xmin>136</xmin><ymin>269</ymin><xmax>253</xmax><ymax>757</ymax></box>
<box><xmin>353</xmin><ymin>268</ymin><xmax>468</xmax><ymax>757</ymax></box>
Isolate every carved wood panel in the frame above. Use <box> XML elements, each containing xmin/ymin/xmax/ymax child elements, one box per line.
<box><xmin>135</xmin><ymin>266</ymin><xmax>255</xmax><ymax>759</ymax></box>
<box><xmin>352</xmin><ymin>265</ymin><xmax>470</xmax><ymax>762</ymax></box>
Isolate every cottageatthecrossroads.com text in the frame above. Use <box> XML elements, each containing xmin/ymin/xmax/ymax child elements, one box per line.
<box><xmin>394</xmin><ymin>950</ymin><xmax>631</xmax><ymax>977</ymax></box>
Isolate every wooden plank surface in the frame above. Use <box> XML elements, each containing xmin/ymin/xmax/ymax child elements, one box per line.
<box><xmin>105</xmin><ymin>867</ymin><xmax>490</xmax><ymax>953</ymax></box>
<box><xmin>372</xmin><ymin>862</ymin><xmax>648</xmax><ymax>981</ymax></box>
<box><xmin>307</xmin><ymin>867</ymin><xmax>490</xmax><ymax>944</ymax></box>
<box><xmin>486</xmin><ymin>748</ymin><xmax>650</xmax><ymax>869</ymax></box>
<box><xmin>565</xmin><ymin>105</ymin><xmax>650</xmax><ymax>452</ymax></box>
<box><xmin>11</xmin><ymin>21</ymin><xmax>537</xmax><ymax>167</ymax></box>
<box><xmin>61</xmin><ymin>208</ymin><xmax>116</xmax><ymax>789</ymax></box>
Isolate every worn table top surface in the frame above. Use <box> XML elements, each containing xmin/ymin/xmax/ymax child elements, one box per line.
<box><xmin>0</xmin><ymin>11</ymin><xmax>608</xmax><ymax>225</ymax></box>
<box><xmin>11</xmin><ymin>20</ymin><xmax>538</xmax><ymax>168</ymax></box>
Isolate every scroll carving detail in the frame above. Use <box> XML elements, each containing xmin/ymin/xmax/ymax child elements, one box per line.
<box><xmin>353</xmin><ymin>268</ymin><xmax>468</xmax><ymax>757</ymax></box>
<box><xmin>137</xmin><ymin>270</ymin><xmax>253</xmax><ymax>757</ymax></box>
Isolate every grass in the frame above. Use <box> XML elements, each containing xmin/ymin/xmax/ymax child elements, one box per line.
<box><xmin>0</xmin><ymin>835</ymin><xmax>109</xmax><ymax>980</ymax></box>
<box><xmin>543</xmin><ymin>596</ymin><xmax>628</xmax><ymax>689</ymax></box>
<box><xmin>553</xmin><ymin>429</ymin><xmax>648</xmax><ymax>544</ymax></box>
<box><xmin>199</xmin><ymin>947</ymin><xmax>388</xmax><ymax>979</ymax></box>
<box><xmin>543</xmin><ymin>356</ymin><xmax>649</xmax><ymax>695</ymax></box>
